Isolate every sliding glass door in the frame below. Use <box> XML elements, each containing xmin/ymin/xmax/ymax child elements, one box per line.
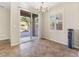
<box><xmin>20</xmin><ymin>10</ymin><xmax>38</xmax><ymax>43</ymax></box>
<box><xmin>20</xmin><ymin>10</ymin><xmax>31</xmax><ymax>43</ymax></box>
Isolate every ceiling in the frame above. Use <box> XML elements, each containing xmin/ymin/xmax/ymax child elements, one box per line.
<box><xmin>0</xmin><ymin>2</ymin><xmax>58</xmax><ymax>10</ymax></box>
<box><xmin>22</xmin><ymin>2</ymin><xmax>59</xmax><ymax>9</ymax></box>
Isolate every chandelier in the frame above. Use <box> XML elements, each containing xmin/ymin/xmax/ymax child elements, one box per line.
<box><xmin>36</xmin><ymin>2</ymin><xmax>48</xmax><ymax>12</ymax></box>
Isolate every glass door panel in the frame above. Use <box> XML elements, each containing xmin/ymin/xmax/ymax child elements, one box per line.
<box><xmin>20</xmin><ymin>10</ymin><xmax>31</xmax><ymax>43</ymax></box>
<box><xmin>31</xmin><ymin>13</ymin><xmax>38</xmax><ymax>40</ymax></box>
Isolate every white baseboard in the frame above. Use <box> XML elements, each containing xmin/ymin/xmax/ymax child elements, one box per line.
<box><xmin>74</xmin><ymin>45</ymin><xmax>79</xmax><ymax>49</ymax></box>
<box><xmin>0</xmin><ymin>34</ymin><xmax>10</xmax><ymax>40</ymax></box>
<box><xmin>11</xmin><ymin>42</ymin><xmax>20</xmax><ymax>47</ymax></box>
<box><xmin>41</xmin><ymin>37</ymin><xmax>67</xmax><ymax>46</ymax></box>
<box><xmin>50</xmin><ymin>39</ymin><xmax>67</xmax><ymax>45</ymax></box>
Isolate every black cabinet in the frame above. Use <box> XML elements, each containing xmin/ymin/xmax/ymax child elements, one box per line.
<box><xmin>68</xmin><ymin>29</ymin><xmax>74</xmax><ymax>49</ymax></box>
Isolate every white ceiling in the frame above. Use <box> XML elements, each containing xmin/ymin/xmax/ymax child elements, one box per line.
<box><xmin>23</xmin><ymin>2</ymin><xmax>59</xmax><ymax>9</ymax></box>
<box><xmin>0</xmin><ymin>2</ymin><xmax>58</xmax><ymax>10</ymax></box>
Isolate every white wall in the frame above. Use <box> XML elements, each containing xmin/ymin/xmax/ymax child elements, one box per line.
<box><xmin>10</xmin><ymin>3</ymin><xmax>24</xmax><ymax>46</ymax></box>
<box><xmin>10</xmin><ymin>2</ymin><xmax>20</xmax><ymax>46</ymax></box>
<box><xmin>0</xmin><ymin>7</ymin><xmax>10</xmax><ymax>40</ymax></box>
<box><xmin>38</xmin><ymin>12</ymin><xmax>44</xmax><ymax>39</ymax></box>
<box><xmin>42</xmin><ymin>3</ymin><xmax>79</xmax><ymax>47</ymax></box>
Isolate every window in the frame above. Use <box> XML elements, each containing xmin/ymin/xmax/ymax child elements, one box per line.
<box><xmin>49</xmin><ymin>13</ymin><xmax>63</xmax><ymax>30</ymax></box>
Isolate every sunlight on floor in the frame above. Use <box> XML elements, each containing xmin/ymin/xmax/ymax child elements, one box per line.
<box><xmin>20</xmin><ymin>37</ymin><xmax>31</xmax><ymax>43</ymax></box>
<box><xmin>20</xmin><ymin>36</ymin><xmax>38</xmax><ymax>43</ymax></box>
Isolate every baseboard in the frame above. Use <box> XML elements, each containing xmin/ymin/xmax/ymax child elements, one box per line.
<box><xmin>0</xmin><ymin>38</ymin><xmax>10</xmax><ymax>40</ymax></box>
<box><xmin>41</xmin><ymin>38</ymin><xmax>47</xmax><ymax>40</ymax></box>
<box><xmin>74</xmin><ymin>45</ymin><xmax>79</xmax><ymax>49</ymax></box>
<box><xmin>50</xmin><ymin>39</ymin><xmax>67</xmax><ymax>45</ymax></box>
<box><xmin>0</xmin><ymin>34</ymin><xmax>10</xmax><ymax>40</ymax></box>
<box><xmin>11</xmin><ymin>41</ymin><xmax>20</xmax><ymax>47</ymax></box>
<box><xmin>41</xmin><ymin>37</ymin><xmax>67</xmax><ymax>46</ymax></box>
<box><xmin>0</xmin><ymin>39</ymin><xmax>10</xmax><ymax>42</ymax></box>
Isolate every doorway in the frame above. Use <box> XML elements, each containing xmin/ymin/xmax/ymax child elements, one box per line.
<box><xmin>20</xmin><ymin>10</ymin><xmax>31</xmax><ymax>43</ymax></box>
<box><xmin>20</xmin><ymin>10</ymin><xmax>38</xmax><ymax>43</ymax></box>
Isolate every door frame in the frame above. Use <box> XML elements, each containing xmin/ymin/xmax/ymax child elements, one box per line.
<box><xmin>19</xmin><ymin>7</ymin><xmax>41</xmax><ymax>43</ymax></box>
<box><xmin>10</xmin><ymin>3</ymin><xmax>41</xmax><ymax>47</ymax></box>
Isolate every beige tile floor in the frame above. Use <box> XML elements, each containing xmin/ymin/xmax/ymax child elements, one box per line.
<box><xmin>0</xmin><ymin>39</ymin><xmax>79</xmax><ymax>57</ymax></box>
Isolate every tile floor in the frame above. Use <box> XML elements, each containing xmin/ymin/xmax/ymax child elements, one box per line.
<box><xmin>0</xmin><ymin>39</ymin><xmax>79</xmax><ymax>57</ymax></box>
